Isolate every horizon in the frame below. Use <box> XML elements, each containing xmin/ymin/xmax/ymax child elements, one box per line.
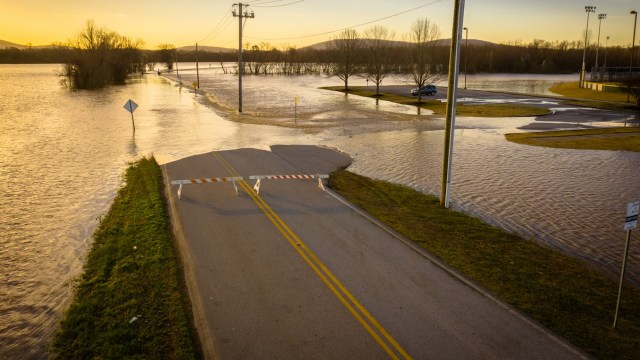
<box><xmin>1</xmin><ymin>1</ymin><xmax>638</xmax><ymax>50</ymax></box>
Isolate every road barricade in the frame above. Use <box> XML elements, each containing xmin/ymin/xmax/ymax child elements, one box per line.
<box><xmin>249</xmin><ymin>174</ymin><xmax>328</xmax><ymax>195</ymax></box>
<box><xmin>170</xmin><ymin>177</ymin><xmax>243</xmax><ymax>199</ymax></box>
<box><xmin>170</xmin><ymin>174</ymin><xmax>329</xmax><ymax>199</ymax></box>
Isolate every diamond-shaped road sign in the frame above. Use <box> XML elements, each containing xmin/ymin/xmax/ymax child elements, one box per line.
<box><xmin>123</xmin><ymin>99</ymin><xmax>138</xmax><ymax>114</ymax></box>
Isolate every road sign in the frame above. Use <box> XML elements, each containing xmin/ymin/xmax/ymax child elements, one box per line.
<box><xmin>625</xmin><ymin>201</ymin><xmax>639</xmax><ymax>230</ymax></box>
<box><xmin>123</xmin><ymin>99</ymin><xmax>138</xmax><ymax>114</ymax></box>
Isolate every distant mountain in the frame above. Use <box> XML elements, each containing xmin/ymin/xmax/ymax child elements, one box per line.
<box><xmin>178</xmin><ymin>45</ymin><xmax>235</xmax><ymax>53</ymax></box>
<box><xmin>0</xmin><ymin>40</ymin><xmax>67</xmax><ymax>49</ymax></box>
<box><xmin>300</xmin><ymin>38</ymin><xmax>496</xmax><ymax>51</ymax></box>
<box><xmin>433</xmin><ymin>38</ymin><xmax>496</xmax><ymax>47</ymax></box>
<box><xmin>0</xmin><ymin>40</ymin><xmax>27</xmax><ymax>49</ymax></box>
<box><xmin>2</xmin><ymin>38</ymin><xmax>496</xmax><ymax>52</ymax></box>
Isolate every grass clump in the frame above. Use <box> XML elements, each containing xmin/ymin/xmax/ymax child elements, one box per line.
<box><xmin>50</xmin><ymin>157</ymin><xmax>199</xmax><ymax>359</ymax></box>
<box><xmin>329</xmin><ymin>170</ymin><xmax>640</xmax><ymax>359</ymax></box>
<box><xmin>321</xmin><ymin>86</ymin><xmax>550</xmax><ymax>117</ymax></box>
<box><xmin>506</xmin><ymin>128</ymin><xmax>640</xmax><ymax>152</ymax></box>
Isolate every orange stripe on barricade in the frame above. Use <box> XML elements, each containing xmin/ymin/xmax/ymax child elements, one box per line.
<box><xmin>171</xmin><ymin>177</ymin><xmax>244</xmax><ymax>199</ymax></box>
<box><xmin>248</xmin><ymin>174</ymin><xmax>329</xmax><ymax>195</ymax></box>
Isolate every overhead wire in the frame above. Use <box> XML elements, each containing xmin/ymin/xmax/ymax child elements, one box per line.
<box><xmin>251</xmin><ymin>0</ymin><xmax>305</xmax><ymax>8</ymax></box>
<box><xmin>198</xmin><ymin>5</ymin><xmax>235</xmax><ymax>44</ymax></box>
<box><xmin>245</xmin><ymin>0</ymin><xmax>449</xmax><ymax>42</ymax></box>
<box><xmin>246</xmin><ymin>0</ymin><xmax>292</xmax><ymax>5</ymax></box>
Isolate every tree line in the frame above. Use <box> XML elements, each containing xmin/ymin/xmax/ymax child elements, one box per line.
<box><xmin>1</xmin><ymin>20</ymin><xmax>637</xmax><ymax>91</ymax></box>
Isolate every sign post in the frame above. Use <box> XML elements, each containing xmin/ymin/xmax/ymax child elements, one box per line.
<box><xmin>613</xmin><ymin>200</ymin><xmax>639</xmax><ymax>328</ymax></box>
<box><xmin>294</xmin><ymin>96</ymin><xmax>298</xmax><ymax>125</ymax></box>
<box><xmin>123</xmin><ymin>99</ymin><xmax>138</xmax><ymax>131</ymax></box>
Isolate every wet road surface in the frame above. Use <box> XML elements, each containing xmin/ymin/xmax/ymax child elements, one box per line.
<box><xmin>162</xmin><ymin>145</ymin><xmax>588</xmax><ymax>360</ymax></box>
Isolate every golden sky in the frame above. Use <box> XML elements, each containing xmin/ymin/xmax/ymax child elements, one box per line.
<box><xmin>1</xmin><ymin>0</ymin><xmax>637</xmax><ymax>49</ymax></box>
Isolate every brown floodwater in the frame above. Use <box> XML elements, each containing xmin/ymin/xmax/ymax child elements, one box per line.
<box><xmin>1</xmin><ymin>64</ymin><xmax>638</xmax><ymax>359</ymax></box>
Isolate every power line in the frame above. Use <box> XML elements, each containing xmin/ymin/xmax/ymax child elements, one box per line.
<box><xmin>245</xmin><ymin>0</ymin><xmax>448</xmax><ymax>42</ymax></box>
<box><xmin>252</xmin><ymin>0</ymin><xmax>305</xmax><ymax>8</ymax></box>
<box><xmin>246</xmin><ymin>0</ymin><xmax>291</xmax><ymax>5</ymax></box>
<box><xmin>198</xmin><ymin>5</ymin><xmax>235</xmax><ymax>43</ymax></box>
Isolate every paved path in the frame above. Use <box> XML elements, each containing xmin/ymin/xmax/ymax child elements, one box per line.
<box><xmin>162</xmin><ymin>145</ymin><xmax>588</xmax><ymax>360</ymax></box>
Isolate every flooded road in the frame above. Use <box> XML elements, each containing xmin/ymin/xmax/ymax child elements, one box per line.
<box><xmin>1</xmin><ymin>64</ymin><xmax>638</xmax><ymax>358</ymax></box>
<box><xmin>174</xmin><ymin>64</ymin><xmax>640</xmax><ymax>284</ymax></box>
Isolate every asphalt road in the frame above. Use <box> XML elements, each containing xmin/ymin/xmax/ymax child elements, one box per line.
<box><xmin>162</xmin><ymin>145</ymin><xmax>588</xmax><ymax>360</ymax></box>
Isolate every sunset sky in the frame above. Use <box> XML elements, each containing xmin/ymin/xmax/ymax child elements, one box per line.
<box><xmin>1</xmin><ymin>0</ymin><xmax>638</xmax><ymax>49</ymax></box>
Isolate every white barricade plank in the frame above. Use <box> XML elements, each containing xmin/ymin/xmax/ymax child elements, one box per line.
<box><xmin>170</xmin><ymin>174</ymin><xmax>328</xmax><ymax>198</ymax></box>
<box><xmin>249</xmin><ymin>174</ymin><xmax>329</xmax><ymax>195</ymax></box>
<box><xmin>170</xmin><ymin>177</ymin><xmax>243</xmax><ymax>199</ymax></box>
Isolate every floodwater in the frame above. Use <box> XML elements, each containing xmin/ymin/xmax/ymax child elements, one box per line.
<box><xmin>1</xmin><ymin>64</ymin><xmax>639</xmax><ymax>359</ymax></box>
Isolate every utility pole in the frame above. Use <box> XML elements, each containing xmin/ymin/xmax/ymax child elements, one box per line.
<box><xmin>196</xmin><ymin>42</ymin><xmax>200</xmax><ymax>95</ymax></box>
<box><xmin>233</xmin><ymin>3</ymin><xmax>254</xmax><ymax>113</ymax></box>
<box><xmin>440</xmin><ymin>0</ymin><xmax>465</xmax><ymax>208</ymax></box>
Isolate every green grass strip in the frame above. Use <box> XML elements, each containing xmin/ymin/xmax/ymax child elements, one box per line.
<box><xmin>321</xmin><ymin>86</ymin><xmax>551</xmax><ymax>117</ymax></box>
<box><xmin>328</xmin><ymin>170</ymin><xmax>640</xmax><ymax>360</ymax></box>
<box><xmin>506</xmin><ymin>128</ymin><xmax>640</xmax><ymax>152</ymax></box>
<box><xmin>549</xmin><ymin>82</ymin><xmax>638</xmax><ymax>111</ymax></box>
<box><xmin>50</xmin><ymin>157</ymin><xmax>199</xmax><ymax>359</ymax></box>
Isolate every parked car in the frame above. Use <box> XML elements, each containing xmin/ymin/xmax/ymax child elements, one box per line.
<box><xmin>411</xmin><ymin>85</ymin><xmax>437</xmax><ymax>96</ymax></box>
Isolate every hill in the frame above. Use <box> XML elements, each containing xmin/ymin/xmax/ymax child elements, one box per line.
<box><xmin>300</xmin><ymin>38</ymin><xmax>495</xmax><ymax>51</ymax></box>
<box><xmin>0</xmin><ymin>40</ymin><xmax>27</xmax><ymax>49</ymax></box>
<box><xmin>178</xmin><ymin>45</ymin><xmax>235</xmax><ymax>53</ymax></box>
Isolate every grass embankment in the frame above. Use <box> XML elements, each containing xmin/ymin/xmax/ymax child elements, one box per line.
<box><xmin>329</xmin><ymin>170</ymin><xmax>640</xmax><ymax>360</ymax></box>
<box><xmin>506</xmin><ymin>128</ymin><xmax>640</xmax><ymax>152</ymax></box>
<box><xmin>321</xmin><ymin>86</ymin><xmax>551</xmax><ymax>117</ymax></box>
<box><xmin>50</xmin><ymin>157</ymin><xmax>199</xmax><ymax>359</ymax></box>
<box><xmin>549</xmin><ymin>81</ymin><xmax>637</xmax><ymax>111</ymax></box>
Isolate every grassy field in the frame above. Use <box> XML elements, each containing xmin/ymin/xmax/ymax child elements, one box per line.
<box><xmin>50</xmin><ymin>157</ymin><xmax>199</xmax><ymax>359</ymax></box>
<box><xmin>328</xmin><ymin>170</ymin><xmax>640</xmax><ymax>360</ymax></box>
<box><xmin>506</xmin><ymin>127</ymin><xmax>640</xmax><ymax>152</ymax></box>
<box><xmin>321</xmin><ymin>86</ymin><xmax>551</xmax><ymax>117</ymax></box>
<box><xmin>549</xmin><ymin>82</ymin><xmax>638</xmax><ymax>110</ymax></box>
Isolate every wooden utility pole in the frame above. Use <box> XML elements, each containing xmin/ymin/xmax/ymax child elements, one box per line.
<box><xmin>196</xmin><ymin>42</ymin><xmax>200</xmax><ymax>96</ymax></box>
<box><xmin>233</xmin><ymin>3</ymin><xmax>254</xmax><ymax>113</ymax></box>
<box><xmin>440</xmin><ymin>0</ymin><xmax>465</xmax><ymax>208</ymax></box>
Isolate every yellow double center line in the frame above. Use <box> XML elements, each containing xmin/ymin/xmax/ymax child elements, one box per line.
<box><xmin>212</xmin><ymin>152</ymin><xmax>412</xmax><ymax>360</ymax></box>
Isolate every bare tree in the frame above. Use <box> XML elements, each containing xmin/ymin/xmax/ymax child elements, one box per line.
<box><xmin>62</xmin><ymin>20</ymin><xmax>143</xmax><ymax>89</ymax></box>
<box><xmin>363</xmin><ymin>25</ymin><xmax>395</xmax><ymax>96</ymax></box>
<box><xmin>406</xmin><ymin>18</ymin><xmax>445</xmax><ymax>104</ymax></box>
<box><xmin>330</xmin><ymin>29</ymin><xmax>363</xmax><ymax>91</ymax></box>
<box><xmin>157</xmin><ymin>44</ymin><xmax>176</xmax><ymax>71</ymax></box>
<box><xmin>618</xmin><ymin>76</ymin><xmax>640</xmax><ymax>107</ymax></box>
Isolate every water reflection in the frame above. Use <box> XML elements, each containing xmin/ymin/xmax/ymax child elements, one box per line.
<box><xmin>128</xmin><ymin>133</ymin><xmax>138</xmax><ymax>156</ymax></box>
<box><xmin>1</xmin><ymin>64</ymin><xmax>638</xmax><ymax>359</ymax></box>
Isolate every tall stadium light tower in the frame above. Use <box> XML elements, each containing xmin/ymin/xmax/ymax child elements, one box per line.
<box><xmin>595</xmin><ymin>14</ymin><xmax>606</xmax><ymax>71</ymax></box>
<box><xmin>581</xmin><ymin>5</ymin><xmax>596</xmax><ymax>87</ymax></box>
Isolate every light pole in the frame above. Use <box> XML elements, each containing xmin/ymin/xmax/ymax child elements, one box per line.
<box><xmin>631</xmin><ymin>11</ymin><xmax>638</xmax><ymax>74</ymax></box>
<box><xmin>581</xmin><ymin>5</ymin><xmax>596</xmax><ymax>88</ymax></box>
<box><xmin>630</xmin><ymin>11</ymin><xmax>637</xmax><ymax>102</ymax></box>
<box><xmin>604</xmin><ymin>36</ymin><xmax>609</xmax><ymax>68</ymax></box>
<box><xmin>463</xmin><ymin>27</ymin><xmax>468</xmax><ymax>89</ymax></box>
<box><xmin>595</xmin><ymin>14</ymin><xmax>606</xmax><ymax>72</ymax></box>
